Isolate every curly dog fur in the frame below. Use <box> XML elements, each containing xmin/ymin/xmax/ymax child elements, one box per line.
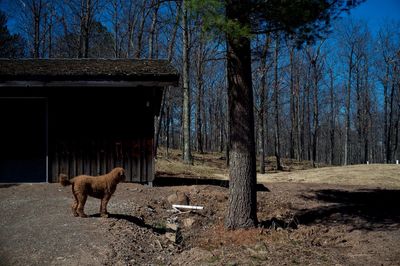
<box><xmin>60</xmin><ymin>167</ymin><xmax>126</xmax><ymax>218</ymax></box>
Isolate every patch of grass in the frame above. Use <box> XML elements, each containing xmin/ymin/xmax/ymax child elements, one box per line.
<box><xmin>258</xmin><ymin>164</ymin><xmax>400</xmax><ymax>188</ymax></box>
<box><xmin>156</xmin><ymin>148</ymin><xmax>227</xmax><ymax>179</ymax></box>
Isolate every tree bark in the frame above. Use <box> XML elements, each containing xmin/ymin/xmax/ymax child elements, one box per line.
<box><xmin>225</xmin><ymin>0</ymin><xmax>257</xmax><ymax>229</ymax></box>
<box><xmin>383</xmin><ymin>65</ymin><xmax>389</xmax><ymax>163</ymax></box>
<box><xmin>31</xmin><ymin>0</ymin><xmax>42</xmax><ymax>58</ymax></box>
<box><xmin>296</xmin><ymin>64</ymin><xmax>302</xmax><ymax>161</ymax></box>
<box><xmin>34</xmin><ymin>13</ymin><xmax>40</xmax><ymax>58</ymax></box>
<box><xmin>387</xmin><ymin>81</ymin><xmax>395</xmax><ymax>163</ymax></box>
<box><xmin>289</xmin><ymin>46</ymin><xmax>295</xmax><ymax>159</ymax></box>
<box><xmin>196</xmin><ymin>30</ymin><xmax>205</xmax><ymax>153</ymax></box>
<box><xmin>182</xmin><ymin>0</ymin><xmax>192</xmax><ymax>164</ymax></box>
<box><xmin>135</xmin><ymin>5</ymin><xmax>146</xmax><ymax>59</ymax></box>
<box><xmin>258</xmin><ymin>36</ymin><xmax>269</xmax><ymax>174</ymax></box>
<box><xmin>126</xmin><ymin>1</ymin><xmax>139</xmax><ymax>58</ymax></box>
<box><xmin>148</xmin><ymin>0</ymin><xmax>159</xmax><ymax>59</ymax></box>
<box><xmin>344</xmin><ymin>48</ymin><xmax>353</xmax><ymax>165</ymax></box>
<box><xmin>312</xmin><ymin>60</ymin><xmax>319</xmax><ymax>168</ymax></box>
<box><xmin>84</xmin><ymin>0</ymin><xmax>90</xmax><ymax>58</ymax></box>
<box><xmin>329</xmin><ymin>69</ymin><xmax>335</xmax><ymax>165</ymax></box>
<box><xmin>273</xmin><ymin>36</ymin><xmax>283</xmax><ymax>171</ymax></box>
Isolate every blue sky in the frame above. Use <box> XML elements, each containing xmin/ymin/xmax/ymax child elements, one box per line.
<box><xmin>346</xmin><ymin>0</ymin><xmax>400</xmax><ymax>32</ymax></box>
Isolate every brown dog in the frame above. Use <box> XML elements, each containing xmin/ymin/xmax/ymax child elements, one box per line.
<box><xmin>60</xmin><ymin>167</ymin><xmax>126</xmax><ymax>218</ymax></box>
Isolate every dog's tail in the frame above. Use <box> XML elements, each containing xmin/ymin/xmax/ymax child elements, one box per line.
<box><xmin>59</xmin><ymin>174</ymin><xmax>72</xmax><ymax>186</ymax></box>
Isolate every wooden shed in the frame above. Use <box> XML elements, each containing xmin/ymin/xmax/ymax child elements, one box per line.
<box><xmin>0</xmin><ymin>59</ymin><xmax>179</xmax><ymax>184</ymax></box>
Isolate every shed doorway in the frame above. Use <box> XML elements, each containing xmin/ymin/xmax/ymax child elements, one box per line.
<box><xmin>0</xmin><ymin>98</ymin><xmax>47</xmax><ymax>182</ymax></box>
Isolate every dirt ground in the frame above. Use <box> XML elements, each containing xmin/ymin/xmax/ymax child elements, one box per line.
<box><xmin>1</xmin><ymin>174</ymin><xmax>400</xmax><ymax>265</ymax></box>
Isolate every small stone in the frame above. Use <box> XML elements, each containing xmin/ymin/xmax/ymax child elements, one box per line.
<box><xmin>166</xmin><ymin>222</ymin><xmax>178</xmax><ymax>231</ymax></box>
<box><xmin>165</xmin><ymin>232</ymin><xmax>176</xmax><ymax>243</ymax></box>
<box><xmin>167</xmin><ymin>191</ymin><xmax>189</xmax><ymax>205</ymax></box>
<box><xmin>183</xmin><ymin>218</ymin><xmax>195</xmax><ymax>228</ymax></box>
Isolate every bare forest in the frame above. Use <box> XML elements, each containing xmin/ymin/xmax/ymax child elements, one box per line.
<box><xmin>1</xmin><ymin>0</ymin><xmax>399</xmax><ymax>167</ymax></box>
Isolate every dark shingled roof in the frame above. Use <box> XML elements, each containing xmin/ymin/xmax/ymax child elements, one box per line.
<box><xmin>0</xmin><ymin>59</ymin><xmax>179</xmax><ymax>84</ymax></box>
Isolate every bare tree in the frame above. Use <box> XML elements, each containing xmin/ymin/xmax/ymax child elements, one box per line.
<box><xmin>182</xmin><ymin>0</ymin><xmax>192</xmax><ymax>164</ymax></box>
<box><xmin>305</xmin><ymin>40</ymin><xmax>325</xmax><ymax>167</ymax></box>
<box><xmin>148</xmin><ymin>0</ymin><xmax>159</xmax><ymax>59</ymax></box>
<box><xmin>11</xmin><ymin>0</ymin><xmax>52</xmax><ymax>58</ymax></box>
<box><xmin>195</xmin><ymin>28</ymin><xmax>205</xmax><ymax>153</ymax></box>
<box><xmin>273</xmin><ymin>35</ymin><xmax>283</xmax><ymax>170</ymax></box>
<box><xmin>256</xmin><ymin>35</ymin><xmax>270</xmax><ymax>173</ymax></box>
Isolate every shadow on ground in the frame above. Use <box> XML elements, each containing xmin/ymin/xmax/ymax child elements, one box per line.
<box><xmin>0</xmin><ymin>183</ymin><xmax>20</xmax><ymax>188</ymax></box>
<box><xmin>293</xmin><ymin>189</ymin><xmax>400</xmax><ymax>231</ymax></box>
<box><xmin>154</xmin><ymin>176</ymin><xmax>269</xmax><ymax>191</ymax></box>
<box><xmin>90</xmin><ymin>213</ymin><xmax>167</xmax><ymax>234</ymax></box>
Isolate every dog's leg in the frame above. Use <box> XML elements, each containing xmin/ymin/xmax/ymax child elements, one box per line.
<box><xmin>100</xmin><ymin>194</ymin><xmax>111</xmax><ymax>218</ymax></box>
<box><xmin>71</xmin><ymin>186</ymin><xmax>79</xmax><ymax>217</ymax></box>
<box><xmin>76</xmin><ymin>193</ymin><xmax>88</xmax><ymax>218</ymax></box>
<box><xmin>71</xmin><ymin>198</ymin><xmax>79</xmax><ymax>217</ymax></box>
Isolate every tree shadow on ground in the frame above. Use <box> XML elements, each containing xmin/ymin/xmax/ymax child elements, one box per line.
<box><xmin>293</xmin><ymin>189</ymin><xmax>400</xmax><ymax>231</ymax></box>
<box><xmin>154</xmin><ymin>176</ymin><xmax>269</xmax><ymax>191</ymax></box>
<box><xmin>90</xmin><ymin>213</ymin><xmax>167</xmax><ymax>234</ymax></box>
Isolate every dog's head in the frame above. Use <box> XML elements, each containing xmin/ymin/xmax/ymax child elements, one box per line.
<box><xmin>114</xmin><ymin>167</ymin><xmax>126</xmax><ymax>182</ymax></box>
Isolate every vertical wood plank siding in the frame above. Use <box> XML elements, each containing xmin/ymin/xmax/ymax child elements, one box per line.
<box><xmin>52</xmin><ymin>138</ymin><xmax>154</xmax><ymax>182</ymax></box>
<box><xmin>48</xmin><ymin>86</ymin><xmax>163</xmax><ymax>183</ymax></box>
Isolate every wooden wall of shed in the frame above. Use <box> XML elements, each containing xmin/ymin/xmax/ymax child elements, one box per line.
<box><xmin>51</xmin><ymin>137</ymin><xmax>154</xmax><ymax>182</ymax></box>
<box><xmin>48</xmin><ymin>86</ymin><xmax>163</xmax><ymax>183</ymax></box>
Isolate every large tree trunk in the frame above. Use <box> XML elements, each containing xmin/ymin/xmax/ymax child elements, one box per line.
<box><xmin>383</xmin><ymin>65</ymin><xmax>389</xmax><ymax>163</ymax></box>
<box><xmin>78</xmin><ymin>0</ymin><xmax>85</xmax><ymax>58</ymax></box>
<box><xmin>273</xmin><ymin>36</ymin><xmax>283</xmax><ymax>171</ymax></box>
<box><xmin>196</xmin><ymin>31</ymin><xmax>205</xmax><ymax>153</ymax></box>
<box><xmin>356</xmin><ymin>66</ymin><xmax>362</xmax><ymax>163</ymax></box>
<box><xmin>225</xmin><ymin>0</ymin><xmax>257</xmax><ymax>229</ymax></box>
<box><xmin>126</xmin><ymin>1</ymin><xmax>139</xmax><ymax>58</ymax></box>
<box><xmin>34</xmin><ymin>13</ymin><xmax>40</xmax><ymax>58</ymax></box>
<box><xmin>311</xmin><ymin>57</ymin><xmax>319</xmax><ymax>168</ymax></box>
<box><xmin>344</xmin><ymin>49</ymin><xmax>353</xmax><ymax>165</ymax></box>
<box><xmin>258</xmin><ymin>36</ymin><xmax>269</xmax><ymax>174</ymax></box>
<box><xmin>135</xmin><ymin>6</ymin><xmax>146</xmax><ymax>59</ymax></box>
<box><xmin>296</xmin><ymin>65</ymin><xmax>302</xmax><ymax>161</ymax></box>
<box><xmin>289</xmin><ymin>47</ymin><xmax>295</xmax><ymax>159</ymax></box>
<box><xmin>306</xmin><ymin>76</ymin><xmax>311</xmax><ymax>161</ymax></box>
<box><xmin>329</xmin><ymin>69</ymin><xmax>335</xmax><ymax>165</ymax></box>
<box><xmin>148</xmin><ymin>0</ymin><xmax>159</xmax><ymax>59</ymax></box>
<box><xmin>83</xmin><ymin>0</ymin><xmax>90</xmax><ymax>58</ymax></box>
<box><xmin>182</xmin><ymin>0</ymin><xmax>192</xmax><ymax>164</ymax></box>
<box><xmin>387</xmin><ymin>82</ymin><xmax>395</xmax><ymax>163</ymax></box>
<box><xmin>78</xmin><ymin>0</ymin><xmax>91</xmax><ymax>58</ymax></box>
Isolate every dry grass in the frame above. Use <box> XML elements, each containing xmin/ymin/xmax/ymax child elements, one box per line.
<box><xmin>257</xmin><ymin>164</ymin><xmax>400</xmax><ymax>188</ymax></box>
<box><xmin>156</xmin><ymin>148</ymin><xmax>227</xmax><ymax>179</ymax></box>
<box><xmin>197</xmin><ymin>222</ymin><xmax>264</xmax><ymax>249</ymax></box>
<box><xmin>156</xmin><ymin>148</ymin><xmax>400</xmax><ymax>188</ymax></box>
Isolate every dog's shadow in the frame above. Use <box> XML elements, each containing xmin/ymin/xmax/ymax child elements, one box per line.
<box><xmin>90</xmin><ymin>213</ymin><xmax>166</xmax><ymax>234</ymax></box>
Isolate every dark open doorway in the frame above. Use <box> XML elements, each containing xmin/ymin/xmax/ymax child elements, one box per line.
<box><xmin>0</xmin><ymin>98</ymin><xmax>47</xmax><ymax>182</ymax></box>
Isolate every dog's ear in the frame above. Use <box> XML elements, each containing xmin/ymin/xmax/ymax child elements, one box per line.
<box><xmin>119</xmin><ymin>168</ymin><xmax>126</xmax><ymax>181</ymax></box>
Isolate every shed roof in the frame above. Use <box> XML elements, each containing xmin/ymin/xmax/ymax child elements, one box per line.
<box><xmin>0</xmin><ymin>59</ymin><xmax>179</xmax><ymax>87</ymax></box>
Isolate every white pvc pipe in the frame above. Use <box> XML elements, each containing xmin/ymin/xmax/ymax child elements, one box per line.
<box><xmin>172</xmin><ymin>204</ymin><xmax>204</xmax><ymax>210</ymax></box>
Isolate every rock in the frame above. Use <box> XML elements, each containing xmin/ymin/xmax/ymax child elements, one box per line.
<box><xmin>166</xmin><ymin>222</ymin><xmax>179</xmax><ymax>231</ymax></box>
<box><xmin>183</xmin><ymin>218</ymin><xmax>195</xmax><ymax>228</ymax></box>
<box><xmin>165</xmin><ymin>232</ymin><xmax>176</xmax><ymax>243</ymax></box>
<box><xmin>167</xmin><ymin>191</ymin><xmax>189</xmax><ymax>205</ymax></box>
